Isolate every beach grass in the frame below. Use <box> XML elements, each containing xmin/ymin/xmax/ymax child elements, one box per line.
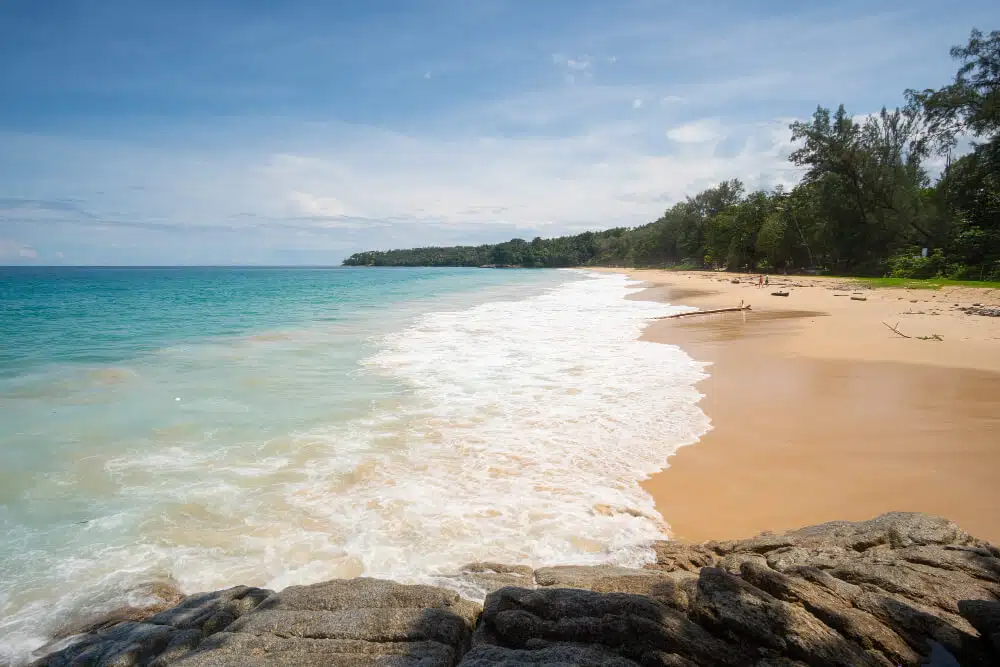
<box><xmin>852</xmin><ymin>277</ymin><xmax>1000</xmax><ymax>290</ymax></box>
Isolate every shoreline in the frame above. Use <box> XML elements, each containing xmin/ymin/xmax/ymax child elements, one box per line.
<box><xmin>594</xmin><ymin>268</ymin><xmax>1000</xmax><ymax>545</ymax></box>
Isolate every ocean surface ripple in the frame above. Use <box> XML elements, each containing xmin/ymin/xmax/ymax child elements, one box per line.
<box><xmin>0</xmin><ymin>267</ymin><xmax>709</xmax><ymax>665</ymax></box>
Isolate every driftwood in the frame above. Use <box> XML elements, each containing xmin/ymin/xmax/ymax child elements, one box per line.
<box><xmin>656</xmin><ymin>301</ymin><xmax>751</xmax><ymax>320</ymax></box>
<box><xmin>770</xmin><ymin>291</ymin><xmax>789</xmax><ymax>297</ymax></box>
<box><xmin>851</xmin><ymin>296</ymin><xmax>867</xmax><ymax>301</ymax></box>
<box><xmin>882</xmin><ymin>321</ymin><xmax>943</xmax><ymax>341</ymax></box>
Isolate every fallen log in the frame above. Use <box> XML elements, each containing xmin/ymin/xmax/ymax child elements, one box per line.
<box><xmin>851</xmin><ymin>296</ymin><xmax>867</xmax><ymax>301</ymax></box>
<box><xmin>770</xmin><ymin>291</ymin><xmax>789</xmax><ymax>297</ymax></box>
<box><xmin>656</xmin><ymin>304</ymin><xmax>751</xmax><ymax>319</ymax></box>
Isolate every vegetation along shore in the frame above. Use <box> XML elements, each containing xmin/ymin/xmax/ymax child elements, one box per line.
<box><xmin>344</xmin><ymin>30</ymin><xmax>1000</xmax><ymax>286</ymax></box>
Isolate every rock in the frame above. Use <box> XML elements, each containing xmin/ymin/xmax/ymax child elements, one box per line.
<box><xmin>959</xmin><ymin>599</ymin><xmax>1000</xmax><ymax>654</ymax></box>
<box><xmin>646</xmin><ymin>543</ymin><xmax>718</xmax><ymax>573</ymax></box>
<box><xmin>440</xmin><ymin>563</ymin><xmax>536</xmax><ymax>599</ymax></box>
<box><xmin>33</xmin><ymin>586</ymin><xmax>272</xmax><ymax>667</ymax></box>
<box><xmin>739</xmin><ymin>560</ymin><xmax>919</xmax><ymax>664</ymax></box>
<box><xmin>26</xmin><ymin>512</ymin><xmax>1000</xmax><ymax>667</ymax></box>
<box><xmin>47</xmin><ymin>582</ymin><xmax>188</xmax><ymax>640</ymax></box>
<box><xmin>35</xmin><ymin>622</ymin><xmax>176</xmax><ymax>667</ymax></box>
<box><xmin>469</xmin><ymin>513</ymin><xmax>1000</xmax><ymax>666</ymax></box>
<box><xmin>145</xmin><ymin>585</ymin><xmax>273</xmax><ymax>634</ymax></box>
<box><xmin>692</xmin><ymin>567</ymin><xmax>887</xmax><ymax>667</ymax></box>
<box><xmin>475</xmin><ymin>586</ymin><xmax>743</xmax><ymax>666</ymax></box>
<box><xmin>172</xmin><ymin>578</ymin><xmax>480</xmax><ymax>667</ymax></box>
<box><xmin>534</xmin><ymin>566</ymin><xmax>666</xmax><ymax>590</ymax></box>
<box><xmin>170</xmin><ymin>633</ymin><xmax>459</xmax><ymax>667</ymax></box>
<box><xmin>460</xmin><ymin>642</ymin><xmax>643</xmax><ymax>666</ymax></box>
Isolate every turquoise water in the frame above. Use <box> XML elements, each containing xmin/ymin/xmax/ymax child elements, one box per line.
<box><xmin>0</xmin><ymin>266</ymin><xmax>709</xmax><ymax>664</ymax></box>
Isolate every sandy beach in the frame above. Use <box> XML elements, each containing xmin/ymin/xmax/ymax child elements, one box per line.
<box><xmin>596</xmin><ymin>268</ymin><xmax>1000</xmax><ymax>545</ymax></box>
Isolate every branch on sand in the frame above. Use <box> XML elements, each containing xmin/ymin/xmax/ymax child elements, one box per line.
<box><xmin>656</xmin><ymin>301</ymin><xmax>752</xmax><ymax>320</ymax></box>
<box><xmin>881</xmin><ymin>321</ymin><xmax>943</xmax><ymax>341</ymax></box>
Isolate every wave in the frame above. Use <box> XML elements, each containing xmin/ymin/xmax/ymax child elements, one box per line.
<box><xmin>0</xmin><ymin>271</ymin><xmax>710</xmax><ymax>665</ymax></box>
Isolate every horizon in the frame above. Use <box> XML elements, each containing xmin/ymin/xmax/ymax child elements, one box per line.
<box><xmin>2</xmin><ymin>0</ymin><xmax>998</xmax><ymax>266</ymax></box>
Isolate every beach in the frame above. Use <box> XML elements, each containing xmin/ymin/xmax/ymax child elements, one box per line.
<box><xmin>596</xmin><ymin>268</ymin><xmax>1000</xmax><ymax>545</ymax></box>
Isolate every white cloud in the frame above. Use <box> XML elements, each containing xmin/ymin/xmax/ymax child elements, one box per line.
<box><xmin>287</xmin><ymin>191</ymin><xmax>354</xmax><ymax>218</ymax></box>
<box><xmin>1</xmin><ymin>111</ymin><xmax>805</xmax><ymax>261</ymax></box>
<box><xmin>660</xmin><ymin>95</ymin><xmax>684</xmax><ymax>105</ymax></box>
<box><xmin>0</xmin><ymin>239</ymin><xmax>39</xmax><ymax>260</ymax></box>
<box><xmin>632</xmin><ymin>98</ymin><xmax>642</xmax><ymax>109</ymax></box>
<box><xmin>423</xmin><ymin>71</ymin><xmax>431</xmax><ymax>79</ymax></box>
<box><xmin>666</xmin><ymin>118</ymin><xmax>725</xmax><ymax>143</ymax></box>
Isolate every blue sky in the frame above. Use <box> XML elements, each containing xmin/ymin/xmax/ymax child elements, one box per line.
<box><xmin>1</xmin><ymin>0</ymin><xmax>997</xmax><ymax>265</ymax></box>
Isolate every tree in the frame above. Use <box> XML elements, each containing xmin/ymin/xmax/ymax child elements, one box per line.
<box><xmin>907</xmin><ymin>29</ymin><xmax>1000</xmax><ymax>152</ymax></box>
<box><xmin>909</xmin><ymin>29</ymin><xmax>1000</xmax><ymax>279</ymax></box>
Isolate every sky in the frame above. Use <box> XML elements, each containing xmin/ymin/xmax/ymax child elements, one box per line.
<box><xmin>1</xmin><ymin>1</ymin><xmax>997</xmax><ymax>265</ymax></box>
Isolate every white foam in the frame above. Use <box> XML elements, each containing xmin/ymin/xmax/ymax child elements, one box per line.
<box><xmin>284</xmin><ymin>271</ymin><xmax>710</xmax><ymax>583</ymax></box>
<box><xmin>0</xmin><ymin>271</ymin><xmax>711</xmax><ymax>665</ymax></box>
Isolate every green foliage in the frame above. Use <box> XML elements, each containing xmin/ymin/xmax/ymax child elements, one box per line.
<box><xmin>857</xmin><ymin>276</ymin><xmax>1000</xmax><ymax>289</ymax></box>
<box><xmin>887</xmin><ymin>248</ymin><xmax>947</xmax><ymax>278</ymax></box>
<box><xmin>345</xmin><ymin>29</ymin><xmax>1000</xmax><ymax>283</ymax></box>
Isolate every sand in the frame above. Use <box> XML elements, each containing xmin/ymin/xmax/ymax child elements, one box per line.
<box><xmin>595</xmin><ymin>269</ymin><xmax>1000</xmax><ymax>545</ymax></box>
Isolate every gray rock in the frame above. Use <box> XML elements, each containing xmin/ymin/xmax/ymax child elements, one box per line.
<box><xmin>227</xmin><ymin>607</ymin><xmax>471</xmax><ymax>646</ymax></box>
<box><xmin>692</xmin><ymin>567</ymin><xmax>888</xmax><ymax>667</ymax></box>
<box><xmin>739</xmin><ymin>560</ymin><xmax>919</xmax><ymax>664</ymax></box>
<box><xmin>35</xmin><ymin>622</ymin><xmax>176</xmax><ymax>667</ymax></box>
<box><xmin>257</xmin><ymin>578</ymin><xmax>470</xmax><ymax>616</ymax></box>
<box><xmin>466</xmin><ymin>513</ymin><xmax>1000</xmax><ymax>666</ymax></box>
<box><xmin>781</xmin><ymin>512</ymin><xmax>978</xmax><ymax>551</ymax></box>
<box><xmin>440</xmin><ymin>563</ymin><xmax>537</xmax><ymax>599</ymax></box>
<box><xmin>460</xmin><ymin>642</ymin><xmax>642</xmax><ymax>666</ymax></box>
<box><xmin>478</xmin><ymin>586</ymin><xmax>742</xmax><ymax>666</ymax></box>
<box><xmin>645</xmin><ymin>543</ymin><xmax>717</xmax><ymax>573</ymax></box>
<box><xmin>958</xmin><ymin>599</ymin><xmax>1000</xmax><ymax>653</ymax></box>
<box><xmin>534</xmin><ymin>566</ymin><xmax>665</xmax><ymax>590</ymax></box>
<box><xmin>145</xmin><ymin>585</ymin><xmax>272</xmax><ymax>633</ymax></box>
<box><xmin>170</xmin><ymin>633</ymin><xmax>458</xmax><ymax>667</ymax></box>
<box><xmin>27</xmin><ymin>512</ymin><xmax>1000</xmax><ymax>667</ymax></box>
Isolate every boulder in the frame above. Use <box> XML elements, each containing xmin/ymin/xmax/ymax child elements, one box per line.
<box><xmin>466</xmin><ymin>513</ymin><xmax>1000</xmax><ymax>666</ymax></box>
<box><xmin>27</xmin><ymin>512</ymin><xmax>1000</xmax><ymax>667</ymax></box>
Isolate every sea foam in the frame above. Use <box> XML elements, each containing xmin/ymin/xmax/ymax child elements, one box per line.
<box><xmin>0</xmin><ymin>270</ymin><xmax>710</xmax><ymax>665</ymax></box>
<box><xmin>307</xmin><ymin>271</ymin><xmax>711</xmax><ymax>583</ymax></box>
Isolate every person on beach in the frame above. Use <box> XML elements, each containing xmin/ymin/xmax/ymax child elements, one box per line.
<box><xmin>758</xmin><ymin>274</ymin><xmax>764</xmax><ymax>288</ymax></box>
<box><xmin>765</xmin><ymin>275</ymin><xmax>769</xmax><ymax>287</ymax></box>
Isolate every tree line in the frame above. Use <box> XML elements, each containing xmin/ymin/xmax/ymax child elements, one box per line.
<box><xmin>344</xmin><ymin>30</ymin><xmax>1000</xmax><ymax>280</ymax></box>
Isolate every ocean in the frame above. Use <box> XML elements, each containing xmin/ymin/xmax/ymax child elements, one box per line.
<box><xmin>0</xmin><ymin>266</ymin><xmax>709</xmax><ymax>664</ymax></box>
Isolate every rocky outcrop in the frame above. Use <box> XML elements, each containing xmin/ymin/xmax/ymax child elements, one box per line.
<box><xmin>32</xmin><ymin>512</ymin><xmax>1000</xmax><ymax>666</ymax></box>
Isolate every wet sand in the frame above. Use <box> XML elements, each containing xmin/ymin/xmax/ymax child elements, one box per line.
<box><xmin>599</xmin><ymin>269</ymin><xmax>1000</xmax><ymax>544</ymax></box>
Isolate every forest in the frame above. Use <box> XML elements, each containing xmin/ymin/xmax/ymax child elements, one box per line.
<box><xmin>343</xmin><ymin>30</ymin><xmax>1000</xmax><ymax>280</ymax></box>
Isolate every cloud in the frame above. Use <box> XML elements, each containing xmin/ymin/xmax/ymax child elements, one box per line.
<box><xmin>0</xmin><ymin>197</ymin><xmax>98</xmax><ymax>220</ymax></box>
<box><xmin>0</xmin><ymin>239</ymin><xmax>39</xmax><ymax>260</ymax></box>
<box><xmin>551</xmin><ymin>53</ymin><xmax>598</xmax><ymax>85</ymax></box>
<box><xmin>287</xmin><ymin>191</ymin><xmax>354</xmax><ymax>218</ymax></box>
<box><xmin>666</xmin><ymin>118</ymin><xmax>725</xmax><ymax>143</ymax></box>
<box><xmin>1</xmin><ymin>112</ymin><xmax>803</xmax><ymax>263</ymax></box>
<box><xmin>2</xmin><ymin>0</ymin><xmax>987</xmax><ymax>263</ymax></box>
